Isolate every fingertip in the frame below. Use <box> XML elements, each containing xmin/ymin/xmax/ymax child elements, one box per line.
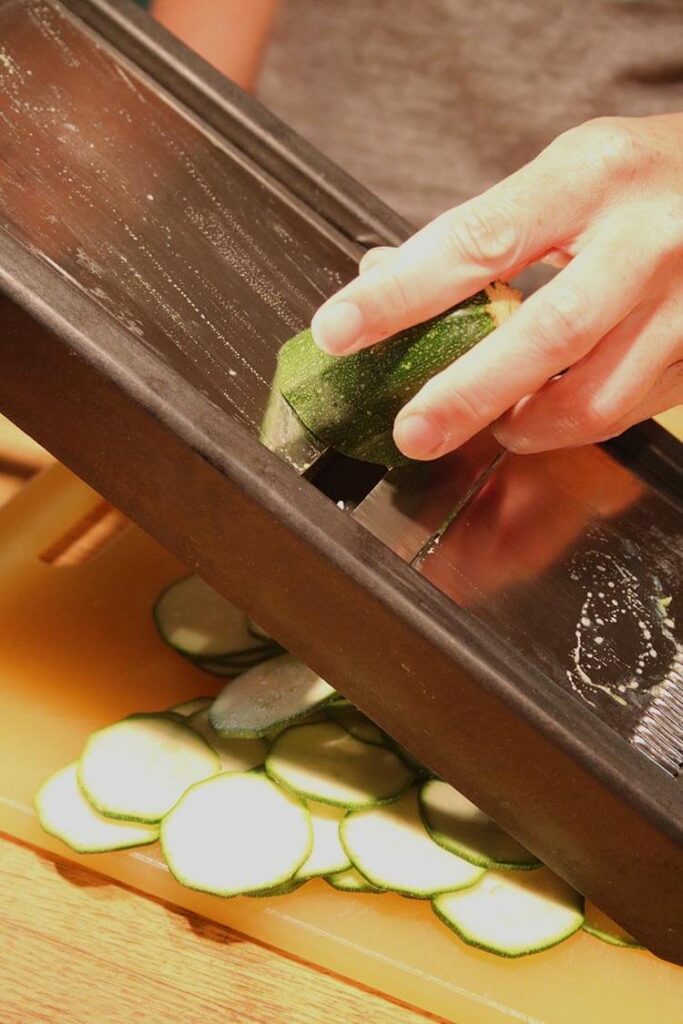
<box><xmin>358</xmin><ymin>246</ymin><xmax>395</xmax><ymax>275</ymax></box>
<box><xmin>491</xmin><ymin>401</ymin><xmax>537</xmax><ymax>454</ymax></box>
<box><xmin>393</xmin><ymin>411</ymin><xmax>447</xmax><ymax>460</ymax></box>
<box><xmin>311</xmin><ymin>300</ymin><xmax>365</xmax><ymax>355</ymax></box>
<box><xmin>491</xmin><ymin>424</ymin><xmax>537</xmax><ymax>454</ymax></box>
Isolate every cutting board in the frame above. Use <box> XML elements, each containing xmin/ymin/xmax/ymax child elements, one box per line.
<box><xmin>0</xmin><ymin>461</ymin><xmax>681</xmax><ymax>1024</ymax></box>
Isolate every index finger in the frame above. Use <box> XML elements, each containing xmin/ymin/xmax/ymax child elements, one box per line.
<box><xmin>311</xmin><ymin>136</ymin><xmax>594</xmax><ymax>357</ymax></box>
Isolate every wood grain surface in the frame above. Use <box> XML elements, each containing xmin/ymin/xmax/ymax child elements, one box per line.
<box><xmin>0</xmin><ymin>835</ymin><xmax>443</xmax><ymax>1024</ymax></box>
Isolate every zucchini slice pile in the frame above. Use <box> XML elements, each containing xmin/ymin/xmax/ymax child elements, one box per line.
<box><xmin>154</xmin><ymin>575</ymin><xmax>282</xmax><ymax>677</ymax></box>
<box><xmin>34</xmin><ymin>575</ymin><xmax>644</xmax><ymax>960</ymax></box>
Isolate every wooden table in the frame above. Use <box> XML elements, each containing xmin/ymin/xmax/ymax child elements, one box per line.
<box><xmin>0</xmin><ymin>835</ymin><xmax>440</xmax><ymax>1024</ymax></box>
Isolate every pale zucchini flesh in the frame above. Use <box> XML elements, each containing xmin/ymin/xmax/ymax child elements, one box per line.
<box><xmin>419</xmin><ymin>779</ymin><xmax>539</xmax><ymax>869</ymax></box>
<box><xmin>188</xmin><ymin>707</ymin><xmax>267</xmax><ymax>773</ymax></box>
<box><xmin>169</xmin><ymin>696</ymin><xmax>213</xmax><ymax>718</ymax></box>
<box><xmin>583</xmin><ymin>902</ymin><xmax>641</xmax><ymax>948</ymax></box>
<box><xmin>154</xmin><ymin>574</ymin><xmax>279</xmax><ymax>662</ymax></box>
<box><xmin>161</xmin><ymin>772</ymin><xmax>312</xmax><ymax>897</ymax></box>
<box><xmin>35</xmin><ymin>764</ymin><xmax>159</xmax><ymax>854</ymax></box>
<box><xmin>341</xmin><ymin>790</ymin><xmax>485</xmax><ymax>897</ymax></box>
<box><xmin>433</xmin><ymin>868</ymin><xmax>584</xmax><ymax>958</ymax></box>
<box><xmin>295</xmin><ymin>801</ymin><xmax>350</xmax><ymax>880</ymax></box>
<box><xmin>210</xmin><ymin>655</ymin><xmax>336</xmax><ymax>738</ymax></box>
<box><xmin>325</xmin><ymin>867</ymin><xmax>383</xmax><ymax>894</ymax></box>
<box><xmin>78</xmin><ymin>714</ymin><xmax>219</xmax><ymax>823</ymax></box>
<box><xmin>266</xmin><ymin>721</ymin><xmax>414</xmax><ymax>808</ymax></box>
<box><xmin>327</xmin><ymin>703</ymin><xmax>387</xmax><ymax>746</ymax></box>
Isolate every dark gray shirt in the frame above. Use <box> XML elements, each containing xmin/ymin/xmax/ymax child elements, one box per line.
<box><xmin>259</xmin><ymin>0</ymin><xmax>683</xmax><ymax>227</ymax></box>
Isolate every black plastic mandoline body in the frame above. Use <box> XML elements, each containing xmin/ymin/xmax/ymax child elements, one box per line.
<box><xmin>0</xmin><ymin>0</ymin><xmax>681</xmax><ymax>962</ymax></box>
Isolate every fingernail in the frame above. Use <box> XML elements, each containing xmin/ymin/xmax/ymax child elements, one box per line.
<box><xmin>393</xmin><ymin>412</ymin><xmax>446</xmax><ymax>459</ymax></box>
<box><xmin>311</xmin><ymin>301</ymin><xmax>364</xmax><ymax>355</ymax></box>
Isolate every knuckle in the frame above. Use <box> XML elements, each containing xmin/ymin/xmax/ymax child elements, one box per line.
<box><xmin>370</xmin><ymin>267</ymin><xmax>414</xmax><ymax>321</ymax></box>
<box><xmin>358</xmin><ymin>246</ymin><xmax>393</xmax><ymax>273</ymax></box>
<box><xmin>576</xmin><ymin>118</ymin><xmax>643</xmax><ymax>181</ymax></box>
<box><xmin>644</xmin><ymin>360</ymin><xmax>683</xmax><ymax>416</ymax></box>
<box><xmin>423</xmin><ymin>378</ymin><xmax>496</xmax><ymax>435</ymax></box>
<box><xmin>655</xmin><ymin>198</ymin><xmax>683</xmax><ymax>257</ymax></box>
<box><xmin>579</xmin><ymin>395</ymin><xmax>622</xmax><ymax>439</ymax></box>
<box><xmin>448</xmin><ymin>202</ymin><xmax>521</xmax><ymax>269</ymax></box>
<box><xmin>525</xmin><ymin>288</ymin><xmax>588</xmax><ymax>361</ymax></box>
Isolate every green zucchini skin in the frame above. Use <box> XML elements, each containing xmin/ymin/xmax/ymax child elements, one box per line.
<box><xmin>278</xmin><ymin>283</ymin><xmax>520</xmax><ymax>467</ymax></box>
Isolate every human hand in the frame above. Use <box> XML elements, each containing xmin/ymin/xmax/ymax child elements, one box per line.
<box><xmin>152</xmin><ymin>0</ymin><xmax>278</xmax><ymax>92</ymax></box>
<box><xmin>311</xmin><ymin>115</ymin><xmax>683</xmax><ymax>459</ymax></box>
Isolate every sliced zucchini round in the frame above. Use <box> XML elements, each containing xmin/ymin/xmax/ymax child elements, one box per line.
<box><xmin>78</xmin><ymin>714</ymin><xmax>219</xmax><ymax>823</ymax></box>
<box><xmin>161</xmin><ymin>772</ymin><xmax>312</xmax><ymax>897</ymax></box>
<box><xmin>193</xmin><ymin>657</ymin><xmax>271</xmax><ymax>679</ymax></box>
<box><xmin>433</xmin><ymin>868</ymin><xmax>584</xmax><ymax>958</ymax></box>
<box><xmin>390</xmin><ymin>741</ymin><xmax>431</xmax><ymax>777</ymax></box>
<box><xmin>341</xmin><ymin>790</ymin><xmax>485</xmax><ymax>897</ymax></box>
<box><xmin>583</xmin><ymin>902</ymin><xmax>641</xmax><ymax>948</ymax></box>
<box><xmin>249</xmin><ymin>878</ymin><xmax>307</xmax><ymax>898</ymax></box>
<box><xmin>247</xmin><ymin>620</ymin><xmax>273</xmax><ymax>644</ymax></box>
<box><xmin>295</xmin><ymin>801</ymin><xmax>350</xmax><ymax>880</ymax></box>
<box><xmin>196</xmin><ymin>645</ymin><xmax>282</xmax><ymax>676</ymax></box>
<box><xmin>188</xmin><ymin>707</ymin><xmax>267</xmax><ymax>772</ymax></box>
<box><xmin>209</xmin><ymin>655</ymin><xmax>336</xmax><ymax>738</ymax></box>
<box><xmin>327</xmin><ymin>703</ymin><xmax>387</xmax><ymax>746</ymax></box>
<box><xmin>35</xmin><ymin>763</ymin><xmax>160</xmax><ymax>854</ymax></box>
<box><xmin>419</xmin><ymin>779</ymin><xmax>539</xmax><ymax>869</ymax></box>
<box><xmin>266</xmin><ymin>722</ymin><xmax>414</xmax><ymax>808</ymax></box>
<box><xmin>263</xmin><ymin>708</ymin><xmax>329</xmax><ymax>741</ymax></box>
<box><xmin>169</xmin><ymin>696</ymin><xmax>213</xmax><ymax>718</ymax></box>
<box><xmin>154</xmin><ymin>574</ymin><xmax>277</xmax><ymax>660</ymax></box>
<box><xmin>325</xmin><ymin>867</ymin><xmax>383</xmax><ymax>894</ymax></box>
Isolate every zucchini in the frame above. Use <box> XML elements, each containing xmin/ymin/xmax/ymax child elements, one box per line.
<box><xmin>187</xmin><ymin>706</ymin><xmax>267</xmax><ymax>772</ymax></box>
<box><xmin>247</xmin><ymin>620</ymin><xmax>273</xmax><ymax>643</ymax></box>
<box><xmin>327</xmin><ymin>703</ymin><xmax>387</xmax><ymax>746</ymax></box>
<box><xmin>194</xmin><ymin>652</ymin><xmax>280</xmax><ymax>679</ymax></box>
<box><xmin>419</xmin><ymin>779</ymin><xmax>539</xmax><ymax>870</ymax></box>
<box><xmin>169</xmin><ymin>696</ymin><xmax>213</xmax><ymax>718</ymax></box>
<box><xmin>266</xmin><ymin>721</ymin><xmax>414</xmax><ymax>808</ymax></box>
<box><xmin>154</xmin><ymin>574</ymin><xmax>280</xmax><ymax>662</ymax></box>
<box><xmin>583</xmin><ymin>902</ymin><xmax>641</xmax><ymax>948</ymax></box>
<box><xmin>278</xmin><ymin>283</ymin><xmax>521</xmax><ymax>467</ymax></box>
<box><xmin>161</xmin><ymin>772</ymin><xmax>312</xmax><ymax>897</ymax></box>
<box><xmin>78</xmin><ymin>714</ymin><xmax>219</xmax><ymax>823</ymax></box>
<box><xmin>433</xmin><ymin>869</ymin><xmax>584</xmax><ymax>959</ymax></box>
<box><xmin>209</xmin><ymin>655</ymin><xmax>336</xmax><ymax>738</ymax></box>
<box><xmin>295</xmin><ymin>801</ymin><xmax>351</xmax><ymax>880</ymax></box>
<box><xmin>325</xmin><ymin>867</ymin><xmax>383</xmax><ymax>894</ymax></box>
<box><xmin>341</xmin><ymin>790</ymin><xmax>484</xmax><ymax>897</ymax></box>
<box><xmin>249</xmin><ymin>878</ymin><xmax>307</xmax><ymax>898</ymax></box>
<box><xmin>35</xmin><ymin>763</ymin><xmax>159</xmax><ymax>854</ymax></box>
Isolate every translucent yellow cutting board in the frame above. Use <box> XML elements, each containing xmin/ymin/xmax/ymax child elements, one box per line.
<box><xmin>0</xmin><ymin>462</ymin><xmax>681</xmax><ymax>1024</ymax></box>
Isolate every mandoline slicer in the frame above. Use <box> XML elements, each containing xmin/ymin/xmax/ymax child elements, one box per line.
<box><xmin>0</xmin><ymin>0</ymin><xmax>681</xmax><ymax>963</ymax></box>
